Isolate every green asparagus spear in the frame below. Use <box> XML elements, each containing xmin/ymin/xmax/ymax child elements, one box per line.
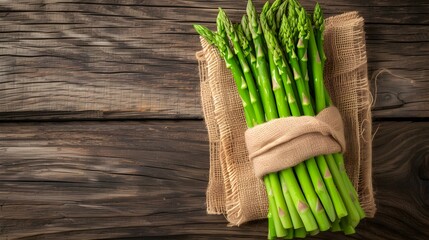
<box><xmin>267</xmin><ymin>210</ymin><xmax>277</xmax><ymax>239</ymax></box>
<box><xmin>324</xmin><ymin>153</ymin><xmax>361</xmax><ymax>227</ymax></box>
<box><xmin>265</xmin><ymin>177</ymin><xmax>287</xmax><ymax>237</ymax></box>
<box><xmin>314</xmin><ymin>4</ymin><xmax>366</xmax><ymax>221</ymax></box>
<box><xmin>261</xmin><ymin>1</ymin><xmax>270</xmax><ymax>15</ymax></box>
<box><xmin>313</xmin><ymin>4</ymin><xmax>365</xmax><ymax>219</ymax></box>
<box><xmin>275</xmin><ymin>0</ymin><xmax>288</xmax><ymax>29</ymax></box>
<box><xmin>333</xmin><ymin>153</ymin><xmax>366</xmax><ymax>219</ymax></box>
<box><xmin>307</xmin><ymin>15</ymin><xmax>325</xmax><ymax>114</ymax></box>
<box><xmin>285</xmin><ymin>228</ymin><xmax>294</xmax><ymax>239</ymax></box>
<box><xmin>241</xmin><ymin>15</ymin><xmax>253</xmax><ymax>42</ymax></box>
<box><xmin>313</xmin><ymin>3</ymin><xmax>327</xmax><ymax>66</ymax></box>
<box><xmin>309</xmin><ymin>7</ymin><xmax>365</xmax><ymax>224</ymax></box>
<box><xmin>218</xmin><ymin>9</ymin><xmax>265</xmax><ymax>125</ymax></box>
<box><xmin>220</xmin><ymin>8</ymin><xmax>295</xmax><ymax>230</ymax></box>
<box><xmin>247</xmin><ymin>0</ymin><xmax>278</xmax><ymax>120</ymax></box>
<box><xmin>260</xmin><ymin>12</ymin><xmax>292</xmax><ymax>120</ymax></box>
<box><xmin>236</xmin><ymin>23</ymin><xmax>260</xmax><ymax>89</ymax></box>
<box><xmin>264</xmin><ymin>15</ymin><xmax>331</xmax><ymax>231</ymax></box>
<box><xmin>280</xmin><ymin>173</ymin><xmax>304</xmax><ymax>229</ymax></box>
<box><xmin>266</xmin><ymin>0</ymin><xmax>283</xmax><ymax>33</ymax></box>
<box><xmin>194</xmin><ymin>25</ymin><xmax>257</xmax><ymax>125</ymax></box>
<box><xmin>216</xmin><ymin>12</ymin><xmax>229</xmax><ymax>45</ymax></box>
<box><xmin>340</xmin><ymin>218</ymin><xmax>356</xmax><ymax>235</ymax></box>
<box><xmin>278</xmin><ymin>16</ymin><xmax>303</xmax><ymax>113</ymax></box>
<box><xmin>260</xmin><ymin>10</ymin><xmax>293</xmax><ymax>229</ymax></box>
<box><xmin>297</xmin><ymin>8</ymin><xmax>310</xmax><ymax>91</ymax></box>
<box><xmin>287</xmin><ymin>3</ymin><xmax>299</xmax><ymax>42</ymax></box>
<box><xmin>280</xmin><ymin>170</ymin><xmax>318</xmax><ymax>232</ymax></box>
<box><xmin>331</xmin><ymin>218</ymin><xmax>342</xmax><ymax>232</ymax></box>
<box><xmin>278</xmin><ymin>14</ymin><xmax>337</xmax><ymax>227</ymax></box>
<box><xmin>294</xmin><ymin>227</ymin><xmax>307</xmax><ymax>238</ymax></box>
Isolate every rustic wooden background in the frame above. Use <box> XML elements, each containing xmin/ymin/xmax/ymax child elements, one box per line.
<box><xmin>0</xmin><ymin>0</ymin><xmax>428</xmax><ymax>239</ymax></box>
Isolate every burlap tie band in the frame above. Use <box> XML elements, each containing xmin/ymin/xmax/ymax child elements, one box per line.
<box><xmin>246</xmin><ymin>107</ymin><xmax>346</xmax><ymax>179</ymax></box>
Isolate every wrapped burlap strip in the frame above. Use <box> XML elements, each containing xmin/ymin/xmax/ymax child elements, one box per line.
<box><xmin>196</xmin><ymin>12</ymin><xmax>376</xmax><ymax>226</ymax></box>
<box><xmin>246</xmin><ymin>107</ymin><xmax>346</xmax><ymax>179</ymax></box>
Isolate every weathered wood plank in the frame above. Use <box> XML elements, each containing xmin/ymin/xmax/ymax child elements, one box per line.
<box><xmin>0</xmin><ymin>120</ymin><xmax>427</xmax><ymax>239</ymax></box>
<box><xmin>0</xmin><ymin>0</ymin><xmax>427</xmax><ymax>120</ymax></box>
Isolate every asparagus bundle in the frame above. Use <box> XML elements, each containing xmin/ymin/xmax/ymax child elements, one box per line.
<box><xmin>194</xmin><ymin>0</ymin><xmax>365</xmax><ymax>238</ymax></box>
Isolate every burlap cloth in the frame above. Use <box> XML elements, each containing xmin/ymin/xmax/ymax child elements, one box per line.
<box><xmin>196</xmin><ymin>12</ymin><xmax>376</xmax><ymax>226</ymax></box>
<box><xmin>246</xmin><ymin>106</ymin><xmax>347</xmax><ymax>179</ymax></box>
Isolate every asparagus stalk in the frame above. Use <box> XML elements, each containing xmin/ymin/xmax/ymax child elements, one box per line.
<box><xmin>313</xmin><ymin>5</ymin><xmax>340</xmax><ymax>118</ymax></box>
<box><xmin>280</xmin><ymin>169</ymin><xmax>318</xmax><ymax>232</ymax></box>
<box><xmin>194</xmin><ymin>25</ymin><xmax>257</xmax><ymax>125</ymax></box>
<box><xmin>331</xmin><ymin>218</ymin><xmax>342</xmax><ymax>232</ymax></box>
<box><xmin>307</xmin><ymin>15</ymin><xmax>325</xmax><ymax>114</ymax></box>
<box><xmin>278</xmin><ymin>16</ymin><xmax>303</xmax><ymax>113</ymax></box>
<box><xmin>313</xmin><ymin>3</ymin><xmax>327</xmax><ymax>67</ymax></box>
<box><xmin>264</xmin><ymin>15</ymin><xmax>331</xmax><ymax>231</ymax></box>
<box><xmin>267</xmin><ymin>211</ymin><xmax>276</xmax><ymax>239</ymax></box>
<box><xmin>310</xmin><ymin>229</ymin><xmax>320</xmax><ymax>236</ymax></box>
<box><xmin>287</xmin><ymin>3</ymin><xmax>299</xmax><ymax>43</ymax></box>
<box><xmin>263</xmin><ymin>11</ymin><xmax>323</xmax><ymax>232</ymax></box>
<box><xmin>269</xmin><ymin>0</ymin><xmax>283</xmax><ymax>15</ymax></box>
<box><xmin>314</xmin><ymin>4</ymin><xmax>366</xmax><ymax>220</ymax></box>
<box><xmin>297</xmin><ymin>8</ymin><xmax>310</xmax><ymax>92</ymax></box>
<box><xmin>246</xmin><ymin>0</ymin><xmax>278</xmax><ymax>120</ymax></box>
<box><xmin>243</xmin><ymin>108</ymin><xmax>254</xmax><ymax>128</ymax></box>
<box><xmin>265</xmin><ymin>0</ymin><xmax>283</xmax><ymax>33</ymax></box>
<box><xmin>280</xmin><ymin>173</ymin><xmax>304</xmax><ymax>229</ymax></box>
<box><xmin>260</xmin><ymin>12</ymin><xmax>292</xmax><ymax>120</ymax></box>
<box><xmin>265</xmin><ymin>19</ymin><xmax>322</xmax><ymax>232</ymax></box>
<box><xmin>195</xmin><ymin>24</ymin><xmax>287</xmax><ymax>234</ymax></box>
<box><xmin>220</xmin><ymin>8</ymin><xmax>294</xmax><ymax>230</ymax></box>
<box><xmin>333</xmin><ymin>153</ymin><xmax>366</xmax><ymax>219</ymax></box>
<box><xmin>238</xmin><ymin>17</ymin><xmax>262</xmax><ymax>92</ymax></box>
<box><xmin>315</xmin><ymin>155</ymin><xmax>348</xmax><ymax>219</ymax></box>
<box><xmin>260</xmin><ymin>10</ymin><xmax>295</xmax><ymax>230</ymax></box>
<box><xmin>275</xmin><ymin>0</ymin><xmax>288</xmax><ymax>29</ymax></box>
<box><xmin>278</xmin><ymin>14</ymin><xmax>337</xmax><ymax>227</ymax></box>
<box><xmin>284</xmin><ymin>22</ymin><xmax>347</xmax><ymax>218</ymax></box>
<box><xmin>285</xmin><ymin>229</ymin><xmax>294</xmax><ymax>239</ymax></box>
<box><xmin>241</xmin><ymin>15</ymin><xmax>253</xmax><ymax>42</ymax></box>
<box><xmin>216</xmin><ymin>12</ymin><xmax>229</xmax><ymax>44</ymax></box>
<box><xmin>311</xmin><ymin>4</ymin><xmax>366</xmax><ymax>223</ymax></box>
<box><xmin>218</xmin><ymin>9</ymin><xmax>265</xmax><ymax>125</ymax></box>
<box><xmin>265</xmin><ymin>177</ymin><xmax>287</xmax><ymax>237</ymax></box>
<box><xmin>261</xmin><ymin>1</ymin><xmax>270</xmax><ymax>16</ymax></box>
<box><xmin>340</xmin><ymin>218</ymin><xmax>356</xmax><ymax>235</ymax></box>
<box><xmin>294</xmin><ymin>227</ymin><xmax>307</xmax><ymax>238</ymax></box>
<box><xmin>236</xmin><ymin>24</ymin><xmax>260</xmax><ymax>90</ymax></box>
<box><xmin>324</xmin><ymin>153</ymin><xmax>361</xmax><ymax>226</ymax></box>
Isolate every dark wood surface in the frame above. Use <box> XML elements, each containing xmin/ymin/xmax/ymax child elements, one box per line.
<box><xmin>0</xmin><ymin>121</ymin><xmax>428</xmax><ymax>239</ymax></box>
<box><xmin>0</xmin><ymin>0</ymin><xmax>428</xmax><ymax>239</ymax></box>
<box><xmin>0</xmin><ymin>0</ymin><xmax>427</xmax><ymax>120</ymax></box>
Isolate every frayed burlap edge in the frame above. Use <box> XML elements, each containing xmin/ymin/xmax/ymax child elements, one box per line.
<box><xmin>324</xmin><ymin>12</ymin><xmax>376</xmax><ymax>217</ymax></box>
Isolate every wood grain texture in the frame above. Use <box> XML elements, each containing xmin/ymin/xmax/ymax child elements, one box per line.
<box><xmin>0</xmin><ymin>120</ymin><xmax>427</xmax><ymax>239</ymax></box>
<box><xmin>0</xmin><ymin>0</ymin><xmax>427</xmax><ymax>120</ymax></box>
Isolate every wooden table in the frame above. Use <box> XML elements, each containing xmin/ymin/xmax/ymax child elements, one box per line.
<box><xmin>0</xmin><ymin>1</ymin><xmax>428</xmax><ymax>239</ymax></box>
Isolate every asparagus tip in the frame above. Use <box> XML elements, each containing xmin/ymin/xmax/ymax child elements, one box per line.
<box><xmin>193</xmin><ymin>24</ymin><xmax>215</xmax><ymax>45</ymax></box>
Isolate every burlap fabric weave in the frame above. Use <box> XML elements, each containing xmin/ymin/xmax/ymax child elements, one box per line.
<box><xmin>246</xmin><ymin>106</ymin><xmax>347</xmax><ymax>179</ymax></box>
<box><xmin>196</xmin><ymin>12</ymin><xmax>376</xmax><ymax>226</ymax></box>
